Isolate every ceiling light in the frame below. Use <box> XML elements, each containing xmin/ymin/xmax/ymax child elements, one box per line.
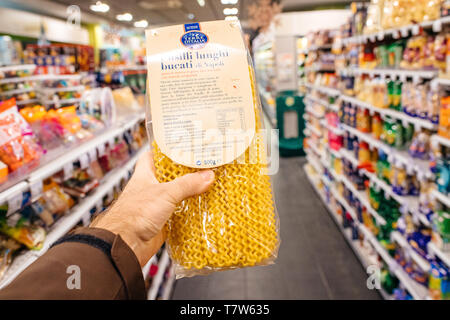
<box><xmin>225</xmin><ymin>16</ymin><xmax>238</xmax><ymax>21</ymax></box>
<box><xmin>116</xmin><ymin>13</ymin><xmax>133</xmax><ymax>21</ymax></box>
<box><xmin>223</xmin><ymin>8</ymin><xmax>238</xmax><ymax>15</ymax></box>
<box><xmin>134</xmin><ymin>20</ymin><xmax>148</xmax><ymax>28</ymax></box>
<box><xmin>197</xmin><ymin>0</ymin><xmax>205</xmax><ymax>7</ymax></box>
<box><xmin>90</xmin><ymin>1</ymin><xmax>109</xmax><ymax>12</ymax></box>
<box><xmin>221</xmin><ymin>0</ymin><xmax>238</xmax><ymax>4</ymax></box>
<box><xmin>187</xmin><ymin>13</ymin><xmax>195</xmax><ymax>20</ymax></box>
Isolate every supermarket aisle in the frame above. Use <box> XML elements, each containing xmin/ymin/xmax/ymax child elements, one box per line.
<box><xmin>172</xmin><ymin>157</ymin><xmax>381</xmax><ymax>300</ymax></box>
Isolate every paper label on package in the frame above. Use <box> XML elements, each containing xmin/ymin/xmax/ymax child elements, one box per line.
<box><xmin>145</xmin><ymin>20</ymin><xmax>255</xmax><ymax>168</ymax></box>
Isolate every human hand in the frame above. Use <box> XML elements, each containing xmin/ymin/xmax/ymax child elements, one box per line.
<box><xmin>91</xmin><ymin>151</ymin><xmax>215</xmax><ymax>267</ymax></box>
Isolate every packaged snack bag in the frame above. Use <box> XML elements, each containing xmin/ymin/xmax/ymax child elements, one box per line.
<box><xmin>145</xmin><ymin>20</ymin><xmax>279</xmax><ymax>278</ymax></box>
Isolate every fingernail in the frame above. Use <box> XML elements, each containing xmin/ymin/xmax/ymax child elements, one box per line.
<box><xmin>199</xmin><ymin>170</ymin><xmax>214</xmax><ymax>182</ymax></box>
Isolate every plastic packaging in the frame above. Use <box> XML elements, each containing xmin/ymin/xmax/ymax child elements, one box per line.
<box><xmin>145</xmin><ymin>20</ymin><xmax>279</xmax><ymax>278</ymax></box>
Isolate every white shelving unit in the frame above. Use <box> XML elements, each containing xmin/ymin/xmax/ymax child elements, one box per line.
<box><xmin>0</xmin><ymin>145</ymin><xmax>148</xmax><ymax>290</ymax></box>
<box><xmin>340</xmin><ymin>95</ymin><xmax>438</xmax><ymax>131</ymax></box>
<box><xmin>0</xmin><ymin>112</ymin><xmax>145</xmax><ymax>207</ymax></box>
<box><xmin>306</xmin><ymin>165</ymin><xmax>430</xmax><ymax>299</ymax></box>
<box><xmin>148</xmin><ymin>249</ymin><xmax>170</xmax><ymax>300</ymax></box>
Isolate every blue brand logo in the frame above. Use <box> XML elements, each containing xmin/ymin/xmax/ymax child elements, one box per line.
<box><xmin>184</xmin><ymin>23</ymin><xmax>200</xmax><ymax>32</ymax></box>
<box><xmin>180</xmin><ymin>31</ymin><xmax>208</xmax><ymax>49</ymax></box>
<box><xmin>196</xmin><ymin>160</ymin><xmax>201</xmax><ymax>166</ymax></box>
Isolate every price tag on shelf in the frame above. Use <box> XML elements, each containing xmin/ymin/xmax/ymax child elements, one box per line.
<box><xmin>82</xmin><ymin>212</ymin><xmax>91</xmax><ymax>227</ymax></box>
<box><xmin>400</xmin><ymin>27</ymin><xmax>409</xmax><ymax>38</ymax></box>
<box><xmin>413</xmin><ymin>75</ymin><xmax>420</xmax><ymax>84</ymax></box>
<box><xmin>63</xmin><ymin>162</ymin><xmax>74</xmax><ymax>180</ymax></box>
<box><xmin>29</xmin><ymin>180</ymin><xmax>43</xmax><ymax>202</ymax></box>
<box><xmin>97</xmin><ymin>144</ymin><xmax>106</xmax><ymax>157</ymax></box>
<box><xmin>433</xmin><ymin>19</ymin><xmax>442</xmax><ymax>32</ymax></box>
<box><xmin>369</xmin><ymin>35</ymin><xmax>376</xmax><ymax>43</ymax></box>
<box><xmin>88</xmin><ymin>148</ymin><xmax>97</xmax><ymax>163</ymax></box>
<box><xmin>79</xmin><ymin>153</ymin><xmax>89</xmax><ymax>169</ymax></box>
<box><xmin>376</xmin><ymin>32</ymin><xmax>384</xmax><ymax>41</ymax></box>
<box><xmin>392</xmin><ymin>30</ymin><xmax>400</xmax><ymax>39</ymax></box>
<box><xmin>7</xmin><ymin>193</ymin><xmax>23</xmax><ymax>215</ymax></box>
<box><xmin>96</xmin><ymin>201</ymin><xmax>103</xmax><ymax>213</ymax></box>
<box><xmin>399</xmin><ymin>74</ymin><xmax>407</xmax><ymax>82</ymax></box>
<box><xmin>412</xmin><ymin>24</ymin><xmax>420</xmax><ymax>35</ymax></box>
<box><xmin>108</xmin><ymin>137</ymin><xmax>115</xmax><ymax>148</ymax></box>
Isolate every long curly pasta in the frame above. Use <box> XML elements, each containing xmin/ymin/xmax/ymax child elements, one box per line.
<box><xmin>151</xmin><ymin>68</ymin><xmax>279</xmax><ymax>275</ymax></box>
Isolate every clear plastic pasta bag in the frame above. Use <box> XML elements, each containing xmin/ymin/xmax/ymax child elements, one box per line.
<box><xmin>145</xmin><ymin>20</ymin><xmax>279</xmax><ymax>278</ymax></box>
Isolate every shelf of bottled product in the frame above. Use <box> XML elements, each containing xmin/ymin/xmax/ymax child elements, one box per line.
<box><xmin>0</xmin><ymin>145</ymin><xmax>148</xmax><ymax>290</ymax></box>
<box><xmin>339</xmin><ymin>95</ymin><xmax>438</xmax><ymax>131</ymax></box>
<box><xmin>306</xmin><ymin>164</ymin><xmax>430</xmax><ymax>299</ymax></box>
<box><xmin>0</xmin><ymin>111</ymin><xmax>145</xmax><ymax>210</ymax></box>
<box><xmin>341</xmin><ymin>16</ymin><xmax>450</xmax><ymax>46</ymax></box>
<box><xmin>340</xmin><ymin>123</ymin><xmax>432</xmax><ymax>180</ymax></box>
<box><xmin>338</xmin><ymin>67</ymin><xmax>438</xmax><ymax>81</ymax></box>
<box><xmin>148</xmin><ymin>249</ymin><xmax>170</xmax><ymax>300</ymax></box>
<box><xmin>304</xmin><ymin>164</ymin><xmax>430</xmax><ymax>300</ymax></box>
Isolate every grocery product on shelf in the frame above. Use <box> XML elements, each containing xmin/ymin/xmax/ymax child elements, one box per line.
<box><xmin>0</xmin><ymin>119</ymin><xmax>147</xmax><ymax>284</ymax></box>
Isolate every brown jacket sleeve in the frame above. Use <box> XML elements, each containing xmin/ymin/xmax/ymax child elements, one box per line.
<box><xmin>0</xmin><ymin>227</ymin><xmax>146</xmax><ymax>300</ymax></box>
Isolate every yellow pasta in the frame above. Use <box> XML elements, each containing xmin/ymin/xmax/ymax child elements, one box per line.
<box><xmin>152</xmin><ymin>68</ymin><xmax>279</xmax><ymax>275</ymax></box>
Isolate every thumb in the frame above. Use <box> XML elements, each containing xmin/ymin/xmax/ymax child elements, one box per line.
<box><xmin>163</xmin><ymin>170</ymin><xmax>215</xmax><ymax>204</ymax></box>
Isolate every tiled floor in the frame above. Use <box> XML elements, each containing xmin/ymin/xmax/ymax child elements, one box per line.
<box><xmin>172</xmin><ymin>157</ymin><xmax>381</xmax><ymax>300</ymax></box>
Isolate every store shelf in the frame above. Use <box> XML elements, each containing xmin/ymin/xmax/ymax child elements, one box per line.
<box><xmin>162</xmin><ymin>266</ymin><xmax>176</xmax><ymax>300</ymax></box>
<box><xmin>304</xmin><ymin>165</ymin><xmax>386</xmax><ymax>299</ymax></box>
<box><xmin>342</xmin><ymin>16</ymin><xmax>450</xmax><ymax>45</ymax></box>
<box><xmin>0</xmin><ymin>112</ymin><xmax>145</xmax><ymax>210</ymax></box>
<box><xmin>340</xmin><ymin>95</ymin><xmax>438</xmax><ymax>131</ymax></box>
<box><xmin>320</xmin><ymin>119</ymin><xmax>344</xmax><ymax>135</ymax></box>
<box><xmin>16</xmin><ymin>98</ymin><xmax>39</xmax><ymax>105</ymax></box>
<box><xmin>305</xmin><ymin>105</ymin><xmax>324</xmax><ymax>119</ymax></box>
<box><xmin>0</xmin><ymin>75</ymin><xmax>42</xmax><ymax>84</ymax></box>
<box><xmin>307</xmin><ymin>44</ymin><xmax>332</xmax><ymax>52</ymax></box>
<box><xmin>42</xmin><ymin>97</ymin><xmax>82</xmax><ymax>105</ymax></box>
<box><xmin>142</xmin><ymin>256</ymin><xmax>156</xmax><ymax>280</ymax></box>
<box><xmin>305</xmin><ymin>83</ymin><xmax>340</xmax><ymax>97</ymax></box>
<box><xmin>432</xmin><ymin>77</ymin><xmax>450</xmax><ymax>87</ymax></box>
<box><xmin>431</xmin><ymin>134</ymin><xmax>450</xmax><ymax>149</ymax></box>
<box><xmin>40</xmin><ymin>85</ymin><xmax>85</xmax><ymax>93</ymax></box>
<box><xmin>338</xmin><ymin>171</ymin><xmax>387</xmax><ymax>225</ymax></box>
<box><xmin>339</xmin><ymin>67</ymin><xmax>437</xmax><ymax>80</ymax></box>
<box><xmin>306</xmin><ymin>123</ymin><xmax>322</xmax><ymax>137</ymax></box>
<box><xmin>148</xmin><ymin>249</ymin><xmax>170</xmax><ymax>300</ymax></box>
<box><xmin>0</xmin><ymin>146</ymin><xmax>147</xmax><ymax>290</ymax></box>
<box><xmin>304</xmin><ymin>63</ymin><xmax>335</xmax><ymax>73</ymax></box>
<box><xmin>0</xmin><ymin>87</ymin><xmax>35</xmax><ymax>96</ymax></box>
<box><xmin>428</xmin><ymin>242</ymin><xmax>450</xmax><ymax>267</ymax></box>
<box><xmin>391</xmin><ymin>231</ymin><xmax>431</xmax><ymax>272</ymax></box>
<box><xmin>431</xmin><ymin>189</ymin><xmax>450</xmax><ymax>208</ymax></box>
<box><xmin>341</xmin><ymin>123</ymin><xmax>432</xmax><ymax>179</ymax></box>
<box><xmin>0</xmin><ymin>64</ymin><xmax>36</xmax><ymax>72</ymax></box>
